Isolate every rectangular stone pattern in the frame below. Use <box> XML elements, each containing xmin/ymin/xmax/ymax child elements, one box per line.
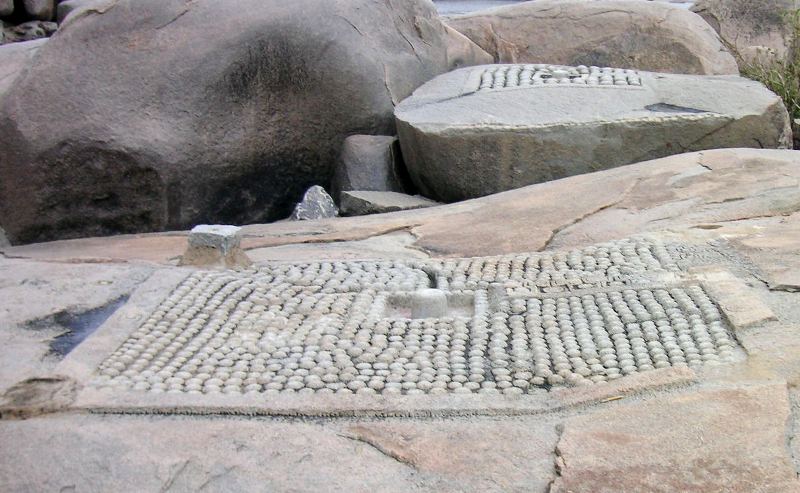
<box><xmin>92</xmin><ymin>239</ymin><xmax>737</xmax><ymax>397</ymax></box>
<box><xmin>477</xmin><ymin>64</ymin><xmax>643</xmax><ymax>92</ymax></box>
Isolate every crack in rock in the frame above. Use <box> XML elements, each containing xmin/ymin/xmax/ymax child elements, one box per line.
<box><xmin>540</xmin><ymin>178</ymin><xmax>641</xmax><ymax>251</ymax></box>
<box><xmin>338</xmin><ymin>430</ymin><xmax>418</xmax><ymax>470</ymax></box>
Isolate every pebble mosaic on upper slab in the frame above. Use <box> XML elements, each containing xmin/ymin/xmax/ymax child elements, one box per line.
<box><xmin>93</xmin><ymin>238</ymin><xmax>738</xmax><ymax>396</ymax></box>
<box><xmin>477</xmin><ymin>64</ymin><xmax>643</xmax><ymax>91</ymax></box>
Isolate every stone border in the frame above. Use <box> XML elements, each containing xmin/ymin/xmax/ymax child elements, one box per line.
<box><xmin>56</xmin><ymin>268</ymin><xmax>193</xmax><ymax>387</ymax></box>
<box><xmin>55</xmin><ymin>261</ymin><xmax>709</xmax><ymax>417</ymax></box>
<box><xmin>71</xmin><ymin>366</ymin><xmax>697</xmax><ymax>418</ymax></box>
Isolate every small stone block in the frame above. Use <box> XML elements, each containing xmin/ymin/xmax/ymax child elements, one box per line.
<box><xmin>188</xmin><ymin>225</ymin><xmax>242</xmax><ymax>254</ymax></box>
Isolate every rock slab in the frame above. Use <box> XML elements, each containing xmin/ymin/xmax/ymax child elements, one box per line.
<box><xmin>340</xmin><ymin>190</ymin><xmax>440</xmax><ymax>216</ymax></box>
<box><xmin>395</xmin><ymin>64</ymin><xmax>792</xmax><ymax>202</ymax></box>
<box><xmin>447</xmin><ymin>0</ymin><xmax>739</xmax><ymax>75</ymax></box>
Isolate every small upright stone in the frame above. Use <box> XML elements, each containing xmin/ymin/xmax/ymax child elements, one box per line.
<box><xmin>331</xmin><ymin>135</ymin><xmax>408</xmax><ymax>200</ymax></box>
<box><xmin>188</xmin><ymin>225</ymin><xmax>241</xmax><ymax>254</ymax></box>
<box><xmin>290</xmin><ymin>186</ymin><xmax>338</xmax><ymax>221</ymax></box>
<box><xmin>0</xmin><ymin>225</ymin><xmax>9</xmax><ymax>248</ymax></box>
<box><xmin>180</xmin><ymin>224</ymin><xmax>252</xmax><ymax>268</ymax></box>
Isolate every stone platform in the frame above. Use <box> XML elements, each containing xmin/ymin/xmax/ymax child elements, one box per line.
<box><xmin>68</xmin><ymin>238</ymin><xmax>742</xmax><ymax>410</ymax></box>
<box><xmin>2</xmin><ymin>149</ymin><xmax>800</xmax><ymax>491</ymax></box>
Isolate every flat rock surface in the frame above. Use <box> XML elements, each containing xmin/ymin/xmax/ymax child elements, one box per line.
<box><xmin>552</xmin><ymin>383</ymin><xmax>798</xmax><ymax>492</ymax></box>
<box><xmin>2</xmin><ymin>148</ymin><xmax>800</xmax><ymax>491</ymax></box>
<box><xmin>340</xmin><ymin>190</ymin><xmax>441</xmax><ymax>216</ymax></box>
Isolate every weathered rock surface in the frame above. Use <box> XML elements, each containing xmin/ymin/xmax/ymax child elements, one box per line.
<box><xmin>0</xmin><ymin>413</ymin><xmax>562</xmax><ymax>492</ymax></box>
<box><xmin>0</xmin><ymin>39</ymin><xmax>46</xmax><ymax>101</ymax></box>
<box><xmin>0</xmin><ymin>0</ymin><xmax>13</xmax><ymax>17</ymax></box>
<box><xmin>396</xmin><ymin>64</ymin><xmax>792</xmax><ymax>202</ymax></box>
<box><xmin>0</xmin><ymin>0</ymin><xmax>490</xmax><ymax>245</ymax></box>
<box><xmin>0</xmin><ymin>376</ymin><xmax>77</xmax><ymax>419</ymax></box>
<box><xmin>692</xmin><ymin>0</ymin><xmax>800</xmax><ymax>64</ymax></box>
<box><xmin>331</xmin><ymin>135</ymin><xmax>408</xmax><ymax>201</ymax></box>
<box><xmin>291</xmin><ymin>186</ymin><xmax>338</xmax><ymax>221</ymax></box>
<box><xmin>22</xmin><ymin>0</ymin><xmax>55</xmax><ymax>21</ymax></box>
<box><xmin>56</xmin><ymin>0</ymin><xmax>97</xmax><ymax>23</ymax></box>
<box><xmin>340</xmin><ymin>190</ymin><xmax>440</xmax><ymax>216</ymax></box>
<box><xmin>56</xmin><ymin>0</ymin><xmax>115</xmax><ymax>26</ymax></box>
<box><xmin>4</xmin><ymin>149</ymin><xmax>799</xmax><ymax>261</ymax></box>
<box><xmin>551</xmin><ymin>383</ymin><xmax>799</xmax><ymax>492</ymax></box>
<box><xmin>447</xmin><ymin>0</ymin><xmax>739</xmax><ymax>75</ymax></box>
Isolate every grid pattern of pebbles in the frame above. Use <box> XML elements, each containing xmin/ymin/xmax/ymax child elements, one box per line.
<box><xmin>93</xmin><ymin>240</ymin><xmax>737</xmax><ymax>396</ymax></box>
<box><xmin>477</xmin><ymin>64</ymin><xmax>643</xmax><ymax>91</ymax></box>
<box><xmin>433</xmin><ymin>238</ymin><xmax>676</xmax><ymax>293</ymax></box>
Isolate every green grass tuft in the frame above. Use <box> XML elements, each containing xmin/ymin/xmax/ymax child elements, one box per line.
<box><xmin>738</xmin><ymin>9</ymin><xmax>800</xmax><ymax>125</ymax></box>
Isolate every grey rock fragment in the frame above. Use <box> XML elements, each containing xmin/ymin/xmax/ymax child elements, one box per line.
<box><xmin>291</xmin><ymin>186</ymin><xmax>338</xmax><ymax>221</ymax></box>
<box><xmin>340</xmin><ymin>190</ymin><xmax>440</xmax><ymax>216</ymax></box>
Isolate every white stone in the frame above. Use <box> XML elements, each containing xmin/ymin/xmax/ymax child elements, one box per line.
<box><xmin>188</xmin><ymin>224</ymin><xmax>242</xmax><ymax>254</ymax></box>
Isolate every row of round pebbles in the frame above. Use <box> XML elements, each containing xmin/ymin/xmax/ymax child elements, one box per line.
<box><xmin>514</xmin><ymin>286</ymin><xmax>735</xmax><ymax>387</ymax></box>
<box><xmin>247</xmin><ymin>261</ymin><xmax>431</xmax><ymax>294</ymax></box>
<box><xmin>94</xmin><ymin>256</ymin><xmax>734</xmax><ymax>395</ymax></box>
<box><xmin>478</xmin><ymin>64</ymin><xmax>643</xmax><ymax>90</ymax></box>
<box><xmin>433</xmin><ymin>239</ymin><xmax>677</xmax><ymax>292</ymax></box>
